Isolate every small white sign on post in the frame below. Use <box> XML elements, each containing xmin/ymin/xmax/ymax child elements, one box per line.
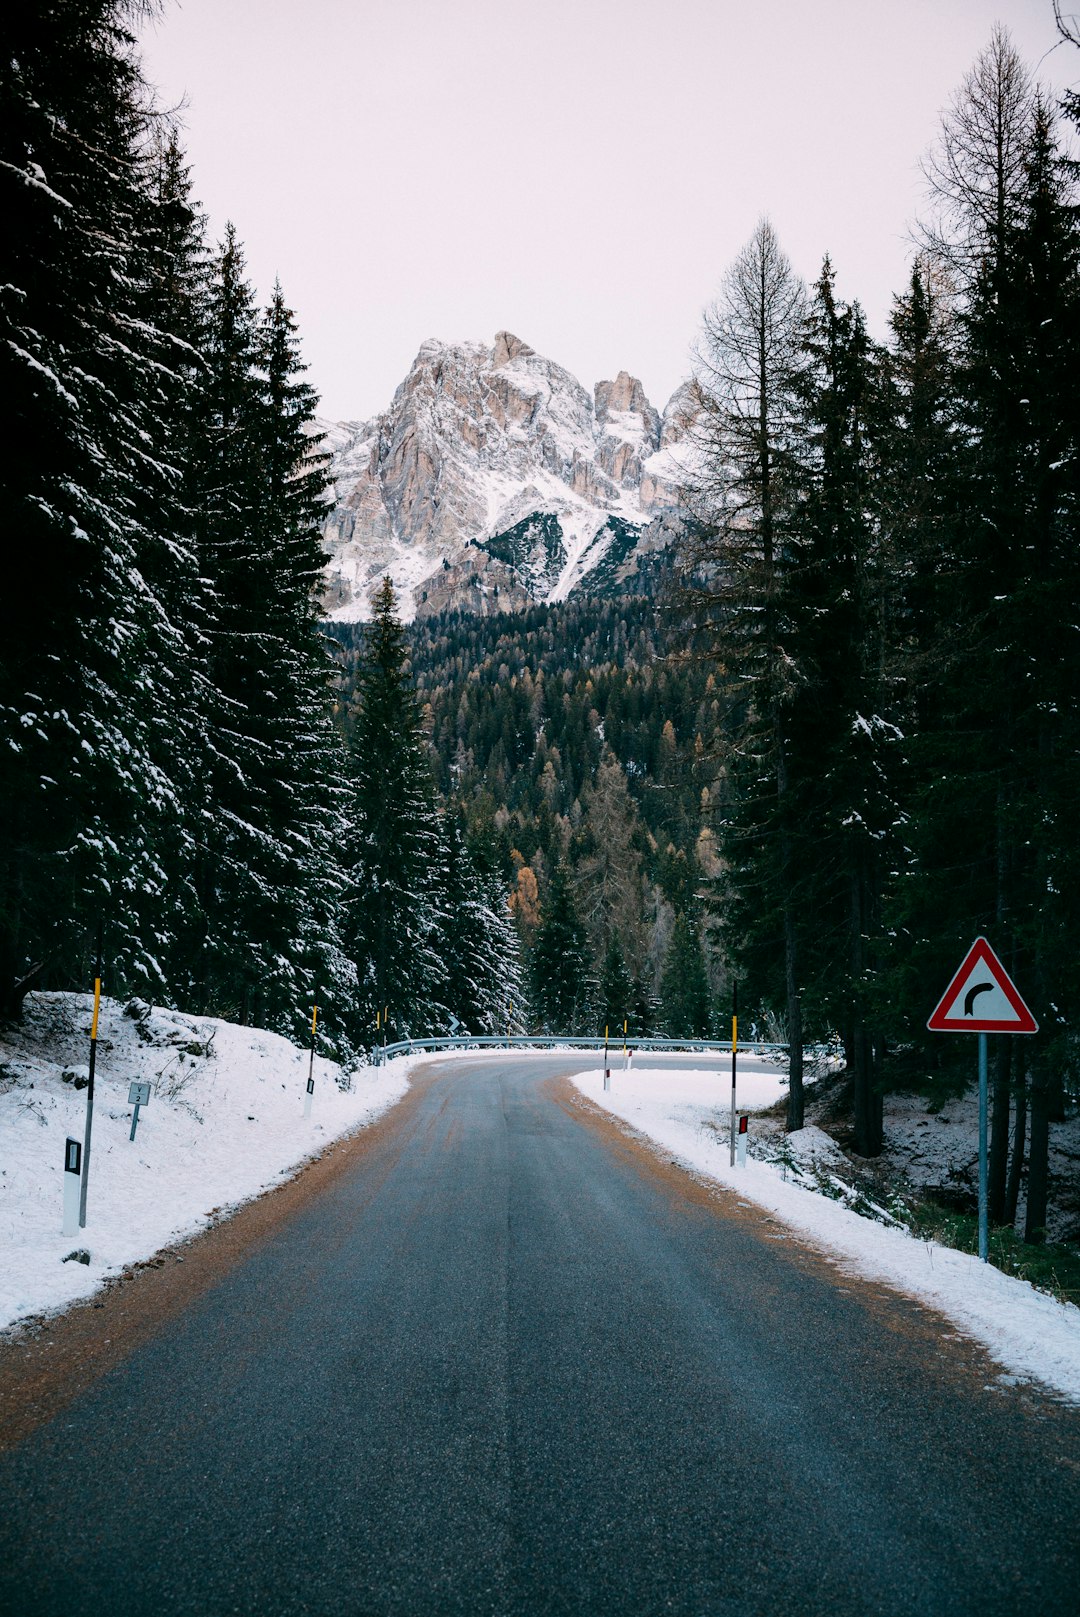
<box><xmin>63</xmin><ymin>1137</ymin><xmax>81</xmax><ymax>1236</ymax></box>
<box><xmin>127</xmin><ymin>1081</ymin><xmax>151</xmax><ymax>1141</ymax></box>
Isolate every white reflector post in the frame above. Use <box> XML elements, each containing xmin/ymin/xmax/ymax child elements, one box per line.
<box><xmin>736</xmin><ymin>1110</ymin><xmax>749</xmax><ymax>1168</ymax></box>
<box><xmin>63</xmin><ymin>1137</ymin><xmax>81</xmax><ymax>1236</ymax></box>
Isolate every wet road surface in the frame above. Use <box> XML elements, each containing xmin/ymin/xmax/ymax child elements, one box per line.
<box><xmin>2</xmin><ymin>1054</ymin><xmax>1079</xmax><ymax>1616</ymax></box>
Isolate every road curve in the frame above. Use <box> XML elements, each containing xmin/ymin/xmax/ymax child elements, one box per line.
<box><xmin>1</xmin><ymin>1054</ymin><xmax>1078</xmax><ymax>1617</ymax></box>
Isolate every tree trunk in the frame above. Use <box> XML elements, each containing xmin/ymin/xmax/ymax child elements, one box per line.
<box><xmin>1025</xmin><ymin>1060</ymin><xmax>1058</xmax><ymax>1244</ymax></box>
<box><xmin>783</xmin><ymin>892</ymin><xmax>803</xmax><ymax>1131</ymax></box>
<box><xmin>776</xmin><ymin>726</ymin><xmax>804</xmax><ymax>1133</ymax></box>
<box><xmin>851</xmin><ymin>859</ymin><xmax>882</xmax><ymax>1157</ymax></box>
<box><xmin>0</xmin><ymin>959</ymin><xmax>47</xmax><ymax>1023</ymax></box>
<box><xmin>1004</xmin><ymin>1066</ymin><xmax>1027</xmax><ymax>1228</ymax></box>
<box><xmin>988</xmin><ymin>1040</ymin><xmax>1011</xmax><ymax>1224</ymax></box>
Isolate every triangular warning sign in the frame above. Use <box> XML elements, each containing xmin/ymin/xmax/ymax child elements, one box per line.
<box><xmin>927</xmin><ymin>937</ymin><xmax>1038</xmax><ymax>1034</ymax></box>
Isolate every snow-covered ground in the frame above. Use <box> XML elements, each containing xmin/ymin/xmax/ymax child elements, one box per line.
<box><xmin>572</xmin><ymin>1058</ymin><xmax>1080</xmax><ymax>1405</ymax></box>
<box><xmin>0</xmin><ymin>994</ymin><xmax>412</xmax><ymax>1332</ymax></box>
<box><xmin>6</xmin><ymin>1011</ymin><xmax>1079</xmax><ymax>1408</ymax></box>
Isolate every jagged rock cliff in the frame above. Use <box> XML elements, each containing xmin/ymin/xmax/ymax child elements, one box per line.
<box><xmin>318</xmin><ymin>332</ymin><xmax>693</xmax><ymax>621</ymax></box>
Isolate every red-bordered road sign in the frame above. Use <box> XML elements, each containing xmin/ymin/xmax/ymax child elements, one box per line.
<box><xmin>927</xmin><ymin>937</ymin><xmax>1038</xmax><ymax>1034</ymax></box>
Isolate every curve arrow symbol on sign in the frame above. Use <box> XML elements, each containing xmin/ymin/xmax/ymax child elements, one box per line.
<box><xmin>963</xmin><ymin>983</ymin><xmax>993</xmax><ymax>1016</ymax></box>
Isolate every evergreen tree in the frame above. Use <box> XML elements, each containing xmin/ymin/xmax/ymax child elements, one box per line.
<box><xmin>684</xmin><ymin>219</ymin><xmax>810</xmax><ymax>1127</ymax></box>
<box><xmin>597</xmin><ymin>933</ymin><xmax>635</xmax><ymax>1038</ymax></box>
<box><xmin>530</xmin><ymin>863</ymin><xmax>590</xmax><ymax>1033</ymax></box>
<box><xmin>436</xmin><ymin>809</ymin><xmax>524</xmax><ymax>1035</ymax></box>
<box><xmin>183</xmin><ymin>231</ymin><xmax>352</xmax><ymax>1042</ymax></box>
<box><xmin>658</xmin><ymin>913</ymin><xmax>713</xmax><ymax>1039</ymax></box>
<box><xmin>345</xmin><ymin>578</ymin><xmax>447</xmax><ymax>1047</ymax></box>
<box><xmin>0</xmin><ymin>1</ymin><xmax>201</xmax><ymax>1006</ymax></box>
<box><xmin>788</xmin><ymin>261</ymin><xmax>895</xmax><ymax>1155</ymax></box>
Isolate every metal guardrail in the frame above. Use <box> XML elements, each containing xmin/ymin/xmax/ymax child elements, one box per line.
<box><xmin>374</xmin><ymin>1035</ymin><xmax>789</xmax><ymax>1066</ymax></box>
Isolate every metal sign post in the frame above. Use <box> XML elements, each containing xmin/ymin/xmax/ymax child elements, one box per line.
<box><xmin>304</xmin><ymin>1006</ymin><xmax>318</xmax><ymax>1117</ymax></box>
<box><xmin>78</xmin><ymin>936</ymin><xmax>102</xmax><ymax>1229</ymax></box>
<box><xmin>63</xmin><ymin>1138</ymin><xmax>81</xmax><ymax>1236</ymax></box>
<box><xmin>127</xmin><ymin>1081</ymin><xmax>151</xmax><ymax>1141</ymax></box>
<box><xmin>927</xmin><ymin>937</ymin><xmax>1038</xmax><ymax>1262</ymax></box>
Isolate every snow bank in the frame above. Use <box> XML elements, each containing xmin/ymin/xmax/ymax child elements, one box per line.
<box><xmin>0</xmin><ymin>994</ymin><xmax>412</xmax><ymax>1331</ymax></box>
<box><xmin>572</xmin><ymin>1062</ymin><xmax>1080</xmax><ymax>1405</ymax></box>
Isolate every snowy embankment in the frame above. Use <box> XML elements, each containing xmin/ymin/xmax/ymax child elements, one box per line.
<box><xmin>0</xmin><ymin>993</ymin><xmax>413</xmax><ymax>1332</ymax></box>
<box><xmin>572</xmin><ymin>1059</ymin><xmax>1080</xmax><ymax>1405</ymax></box>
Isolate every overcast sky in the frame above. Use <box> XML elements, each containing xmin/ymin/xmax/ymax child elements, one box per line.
<box><xmin>138</xmin><ymin>0</ymin><xmax>1077</xmax><ymax>423</ymax></box>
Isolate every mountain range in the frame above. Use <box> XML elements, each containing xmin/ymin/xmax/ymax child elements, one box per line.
<box><xmin>316</xmin><ymin>331</ymin><xmax>694</xmax><ymax>621</ymax></box>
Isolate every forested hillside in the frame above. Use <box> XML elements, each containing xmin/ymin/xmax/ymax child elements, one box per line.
<box><xmin>329</xmin><ymin>595</ymin><xmax>727</xmax><ymax>1037</ymax></box>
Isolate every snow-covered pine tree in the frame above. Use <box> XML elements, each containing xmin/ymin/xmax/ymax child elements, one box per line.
<box><xmin>597</xmin><ymin>933</ymin><xmax>635</xmax><ymax>1038</ymax></box>
<box><xmin>529</xmin><ymin>863</ymin><xmax>590</xmax><ymax>1034</ymax></box>
<box><xmin>435</xmin><ymin>809</ymin><xmax>523</xmax><ymax>1035</ymax></box>
<box><xmin>123</xmin><ymin>129</ymin><xmax>213</xmax><ymax>1000</ymax></box>
<box><xmin>344</xmin><ymin>578</ymin><xmax>447</xmax><ymax>1047</ymax></box>
<box><xmin>658</xmin><ymin>912</ymin><xmax>713</xmax><ymax>1039</ymax></box>
<box><xmin>188</xmin><ymin>224</ymin><xmax>276</xmax><ymax>1021</ymax></box>
<box><xmin>190</xmin><ymin>232</ymin><xmax>351</xmax><ymax>1041</ymax></box>
<box><xmin>0</xmin><ymin>1</ymin><xmax>202</xmax><ymax>1007</ymax></box>
<box><xmin>252</xmin><ymin>282</ymin><xmax>355</xmax><ymax>1050</ymax></box>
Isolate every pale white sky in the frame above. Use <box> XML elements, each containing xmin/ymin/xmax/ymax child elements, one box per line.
<box><xmin>138</xmin><ymin>0</ymin><xmax>1077</xmax><ymax>423</ymax></box>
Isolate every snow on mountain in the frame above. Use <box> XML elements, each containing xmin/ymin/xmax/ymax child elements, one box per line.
<box><xmin>316</xmin><ymin>332</ymin><xmax>694</xmax><ymax>621</ymax></box>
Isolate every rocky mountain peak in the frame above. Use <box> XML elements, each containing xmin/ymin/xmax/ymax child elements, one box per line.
<box><xmin>318</xmin><ymin>334</ymin><xmax>694</xmax><ymax>621</ymax></box>
<box><xmin>594</xmin><ymin>370</ymin><xmax>650</xmax><ymax>422</ymax></box>
<box><xmin>492</xmin><ymin>330</ymin><xmax>534</xmax><ymax>366</ymax></box>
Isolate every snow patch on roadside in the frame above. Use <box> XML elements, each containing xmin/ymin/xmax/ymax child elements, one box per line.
<box><xmin>572</xmin><ymin>1063</ymin><xmax>1080</xmax><ymax>1405</ymax></box>
<box><xmin>0</xmin><ymin>994</ymin><xmax>414</xmax><ymax>1332</ymax></box>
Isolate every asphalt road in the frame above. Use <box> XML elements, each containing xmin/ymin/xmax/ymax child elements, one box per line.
<box><xmin>2</xmin><ymin>1054</ymin><xmax>1079</xmax><ymax>1617</ymax></box>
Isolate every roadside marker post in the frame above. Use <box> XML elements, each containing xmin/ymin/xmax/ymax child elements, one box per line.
<box><xmin>127</xmin><ymin>1082</ymin><xmax>151</xmax><ymax>1141</ymax></box>
<box><xmin>736</xmin><ymin>1110</ymin><xmax>749</xmax><ymax>1168</ymax></box>
<box><xmin>927</xmin><ymin>937</ymin><xmax>1038</xmax><ymax>1262</ymax></box>
<box><xmin>729</xmin><ymin>983</ymin><xmax>738</xmax><ymax>1168</ymax></box>
<box><xmin>603</xmin><ymin>1025</ymin><xmax>610</xmax><ymax>1091</ymax></box>
<box><xmin>63</xmin><ymin>1138</ymin><xmax>81</xmax><ymax>1236</ymax></box>
<box><xmin>78</xmin><ymin>934</ymin><xmax>102</xmax><ymax>1229</ymax></box>
<box><xmin>304</xmin><ymin>1006</ymin><xmax>318</xmax><ymax>1118</ymax></box>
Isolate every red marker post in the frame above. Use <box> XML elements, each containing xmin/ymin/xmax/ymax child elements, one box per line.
<box><xmin>927</xmin><ymin>937</ymin><xmax>1038</xmax><ymax>1262</ymax></box>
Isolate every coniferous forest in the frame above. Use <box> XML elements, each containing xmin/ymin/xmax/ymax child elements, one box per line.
<box><xmin>3</xmin><ymin>6</ymin><xmax>1080</xmax><ymax>1245</ymax></box>
<box><xmin>0</xmin><ymin>2</ymin><xmax>517</xmax><ymax>1058</ymax></box>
